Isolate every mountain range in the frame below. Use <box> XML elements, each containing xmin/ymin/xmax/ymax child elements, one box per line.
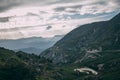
<box><xmin>0</xmin><ymin>13</ymin><xmax>120</xmax><ymax>80</ymax></box>
<box><xmin>0</xmin><ymin>35</ymin><xmax>63</xmax><ymax>54</ymax></box>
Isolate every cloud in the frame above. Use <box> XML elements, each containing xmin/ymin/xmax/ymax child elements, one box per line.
<box><xmin>0</xmin><ymin>13</ymin><xmax>114</xmax><ymax>39</ymax></box>
<box><xmin>53</xmin><ymin>0</ymin><xmax>120</xmax><ymax>15</ymax></box>
<box><xmin>0</xmin><ymin>0</ymin><xmax>120</xmax><ymax>39</ymax></box>
<box><xmin>0</xmin><ymin>0</ymin><xmax>120</xmax><ymax>14</ymax></box>
<box><xmin>0</xmin><ymin>0</ymin><xmax>120</xmax><ymax>16</ymax></box>
<box><xmin>0</xmin><ymin>0</ymin><xmax>59</xmax><ymax>12</ymax></box>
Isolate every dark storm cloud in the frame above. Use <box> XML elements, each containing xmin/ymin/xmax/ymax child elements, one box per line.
<box><xmin>0</xmin><ymin>0</ymin><xmax>58</xmax><ymax>12</ymax></box>
<box><xmin>0</xmin><ymin>17</ymin><xmax>9</xmax><ymax>22</ymax></box>
<box><xmin>0</xmin><ymin>0</ymin><xmax>21</xmax><ymax>12</ymax></box>
<box><xmin>0</xmin><ymin>26</ymin><xmax>29</xmax><ymax>32</ymax></box>
<box><xmin>54</xmin><ymin>5</ymin><xmax>82</xmax><ymax>14</ymax></box>
<box><xmin>46</xmin><ymin>26</ymin><xmax>52</xmax><ymax>30</ymax></box>
<box><xmin>0</xmin><ymin>0</ymin><xmax>120</xmax><ymax>14</ymax></box>
<box><xmin>54</xmin><ymin>5</ymin><xmax>82</xmax><ymax>11</ymax></box>
<box><xmin>27</xmin><ymin>12</ymin><xmax>39</xmax><ymax>17</ymax></box>
<box><xmin>53</xmin><ymin>0</ymin><xmax>120</xmax><ymax>15</ymax></box>
<box><xmin>54</xmin><ymin>7</ymin><xmax>65</xmax><ymax>12</ymax></box>
<box><xmin>0</xmin><ymin>23</ymin><xmax>53</xmax><ymax>32</ymax></box>
<box><xmin>114</xmin><ymin>0</ymin><xmax>120</xmax><ymax>4</ymax></box>
<box><xmin>48</xmin><ymin>0</ymin><xmax>82</xmax><ymax>4</ymax></box>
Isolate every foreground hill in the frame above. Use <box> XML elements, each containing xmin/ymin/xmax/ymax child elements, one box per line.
<box><xmin>0</xmin><ymin>47</ymin><xmax>55</xmax><ymax>80</ymax></box>
<box><xmin>0</xmin><ymin>47</ymin><xmax>120</xmax><ymax>80</ymax></box>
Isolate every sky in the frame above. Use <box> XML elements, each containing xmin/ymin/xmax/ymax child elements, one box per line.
<box><xmin>0</xmin><ymin>0</ymin><xmax>120</xmax><ymax>39</ymax></box>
